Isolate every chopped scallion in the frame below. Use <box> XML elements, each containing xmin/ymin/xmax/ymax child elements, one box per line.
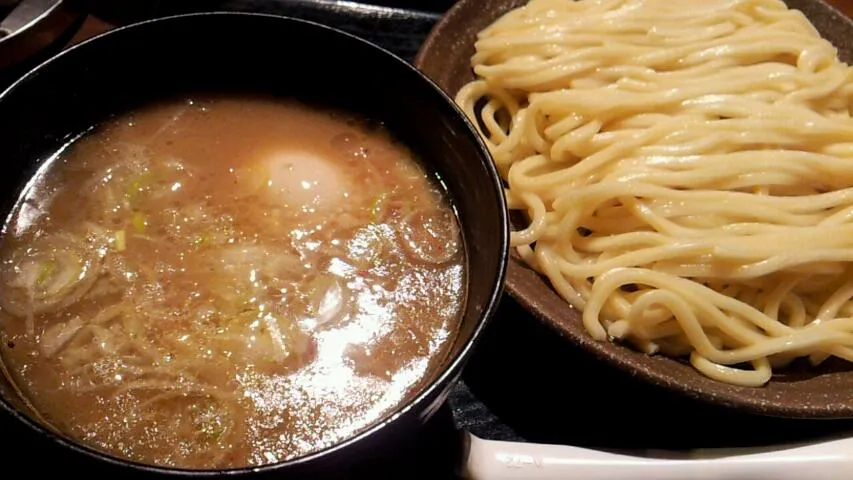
<box><xmin>124</xmin><ymin>171</ymin><xmax>154</xmax><ymax>206</ymax></box>
<box><xmin>35</xmin><ymin>259</ymin><xmax>58</xmax><ymax>286</ymax></box>
<box><xmin>114</xmin><ymin>230</ymin><xmax>127</xmax><ymax>252</ymax></box>
<box><xmin>369</xmin><ymin>192</ymin><xmax>389</xmax><ymax>223</ymax></box>
<box><xmin>131</xmin><ymin>211</ymin><xmax>147</xmax><ymax>233</ymax></box>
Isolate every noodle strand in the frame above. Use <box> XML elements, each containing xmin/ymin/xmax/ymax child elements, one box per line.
<box><xmin>457</xmin><ymin>0</ymin><xmax>853</xmax><ymax>386</ymax></box>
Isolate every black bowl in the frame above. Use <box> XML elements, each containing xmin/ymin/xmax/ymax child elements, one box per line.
<box><xmin>0</xmin><ymin>12</ymin><xmax>508</xmax><ymax>477</ymax></box>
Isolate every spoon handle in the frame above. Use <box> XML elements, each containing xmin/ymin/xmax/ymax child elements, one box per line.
<box><xmin>463</xmin><ymin>432</ymin><xmax>853</xmax><ymax>480</ymax></box>
<box><xmin>0</xmin><ymin>0</ymin><xmax>57</xmax><ymax>35</ymax></box>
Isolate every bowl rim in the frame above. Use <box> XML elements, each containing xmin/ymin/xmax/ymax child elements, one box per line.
<box><xmin>413</xmin><ymin>0</ymin><xmax>853</xmax><ymax>419</ymax></box>
<box><xmin>0</xmin><ymin>10</ymin><xmax>510</xmax><ymax>475</ymax></box>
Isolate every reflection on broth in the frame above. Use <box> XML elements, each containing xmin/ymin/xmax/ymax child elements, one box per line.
<box><xmin>0</xmin><ymin>96</ymin><xmax>466</xmax><ymax>469</ymax></box>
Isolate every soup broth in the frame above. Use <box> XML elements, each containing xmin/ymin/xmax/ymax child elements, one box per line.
<box><xmin>0</xmin><ymin>96</ymin><xmax>466</xmax><ymax>469</ymax></box>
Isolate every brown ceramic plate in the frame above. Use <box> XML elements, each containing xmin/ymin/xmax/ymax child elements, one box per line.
<box><xmin>415</xmin><ymin>0</ymin><xmax>853</xmax><ymax>418</ymax></box>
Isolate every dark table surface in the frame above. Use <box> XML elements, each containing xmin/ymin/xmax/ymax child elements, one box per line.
<box><xmin>4</xmin><ymin>0</ymin><xmax>853</xmax><ymax>478</ymax></box>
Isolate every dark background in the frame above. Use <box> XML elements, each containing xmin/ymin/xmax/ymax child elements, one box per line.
<box><xmin>3</xmin><ymin>0</ymin><xmax>853</xmax><ymax>478</ymax></box>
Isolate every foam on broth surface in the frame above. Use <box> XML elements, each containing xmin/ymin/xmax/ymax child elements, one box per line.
<box><xmin>0</xmin><ymin>96</ymin><xmax>466</xmax><ymax>469</ymax></box>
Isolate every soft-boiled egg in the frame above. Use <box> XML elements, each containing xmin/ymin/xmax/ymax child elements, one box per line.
<box><xmin>248</xmin><ymin>150</ymin><xmax>350</xmax><ymax>212</ymax></box>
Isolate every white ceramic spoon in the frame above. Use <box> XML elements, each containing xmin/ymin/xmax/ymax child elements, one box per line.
<box><xmin>463</xmin><ymin>431</ymin><xmax>853</xmax><ymax>480</ymax></box>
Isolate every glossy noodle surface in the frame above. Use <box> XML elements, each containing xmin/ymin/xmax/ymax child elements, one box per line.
<box><xmin>456</xmin><ymin>0</ymin><xmax>853</xmax><ymax>387</ymax></box>
<box><xmin>0</xmin><ymin>96</ymin><xmax>465</xmax><ymax>469</ymax></box>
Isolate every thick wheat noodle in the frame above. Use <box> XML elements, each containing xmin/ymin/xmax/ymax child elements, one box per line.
<box><xmin>456</xmin><ymin>0</ymin><xmax>853</xmax><ymax>386</ymax></box>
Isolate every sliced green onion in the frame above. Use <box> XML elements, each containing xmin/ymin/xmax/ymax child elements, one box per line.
<box><xmin>369</xmin><ymin>192</ymin><xmax>389</xmax><ymax>223</ymax></box>
<box><xmin>201</xmin><ymin>421</ymin><xmax>225</xmax><ymax>442</ymax></box>
<box><xmin>114</xmin><ymin>230</ymin><xmax>127</xmax><ymax>252</ymax></box>
<box><xmin>14</xmin><ymin>251</ymin><xmax>85</xmax><ymax>297</ymax></box>
<box><xmin>191</xmin><ymin>399</ymin><xmax>226</xmax><ymax>442</ymax></box>
<box><xmin>131</xmin><ymin>211</ymin><xmax>147</xmax><ymax>233</ymax></box>
<box><xmin>124</xmin><ymin>171</ymin><xmax>154</xmax><ymax>206</ymax></box>
<box><xmin>194</xmin><ymin>232</ymin><xmax>212</xmax><ymax>247</ymax></box>
<box><xmin>2</xmin><ymin>238</ymin><xmax>94</xmax><ymax>319</ymax></box>
<box><xmin>35</xmin><ymin>259</ymin><xmax>58</xmax><ymax>286</ymax></box>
